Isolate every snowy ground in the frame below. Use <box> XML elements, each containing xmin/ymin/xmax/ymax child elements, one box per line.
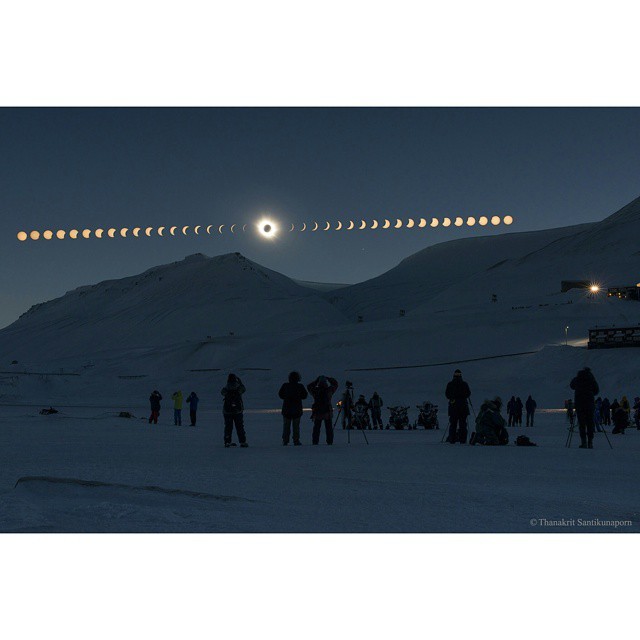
<box><xmin>0</xmin><ymin>405</ymin><xmax>637</xmax><ymax>533</ymax></box>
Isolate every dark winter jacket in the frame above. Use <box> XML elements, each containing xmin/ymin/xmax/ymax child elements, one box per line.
<box><xmin>515</xmin><ymin>398</ymin><xmax>523</xmax><ymax>417</ymax></box>
<box><xmin>355</xmin><ymin>398</ymin><xmax>369</xmax><ymax>412</ymax></box>
<box><xmin>221</xmin><ymin>378</ymin><xmax>246</xmax><ymax>415</ymax></box>
<box><xmin>475</xmin><ymin>400</ymin><xmax>508</xmax><ymax>445</ymax></box>
<box><xmin>149</xmin><ymin>392</ymin><xmax>162</xmax><ymax>411</ymax></box>
<box><xmin>186</xmin><ymin>393</ymin><xmax>199</xmax><ymax>410</ymax></box>
<box><xmin>570</xmin><ymin>368</ymin><xmax>599</xmax><ymax>412</ymax></box>
<box><xmin>525</xmin><ymin>396</ymin><xmax>537</xmax><ymax>413</ymax></box>
<box><xmin>278</xmin><ymin>381</ymin><xmax>308</xmax><ymax>419</ymax></box>
<box><xmin>507</xmin><ymin>397</ymin><xmax>516</xmax><ymax>415</ymax></box>
<box><xmin>612</xmin><ymin>407</ymin><xmax>629</xmax><ymax>431</ymax></box>
<box><xmin>369</xmin><ymin>393</ymin><xmax>383</xmax><ymax>410</ymax></box>
<box><xmin>602</xmin><ymin>398</ymin><xmax>611</xmax><ymax>416</ymax></box>
<box><xmin>445</xmin><ymin>377</ymin><xmax>471</xmax><ymax>417</ymax></box>
<box><xmin>307</xmin><ymin>377</ymin><xmax>339</xmax><ymax>420</ymax></box>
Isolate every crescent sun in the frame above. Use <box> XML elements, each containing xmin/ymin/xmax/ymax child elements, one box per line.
<box><xmin>312</xmin><ymin>222</ymin><xmax>319</xmax><ymax>231</ymax></box>
<box><xmin>242</xmin><ymin>224</ymin><xmax>247</xmax><ymax>232</ymax></box>
<box><xmin>206</xmin><ymin>225</ymin><xmax>213</xmax><ymax>234</ymax></box>
<box><xmin>358</xmin><ymin>220</ymin><xmax>365</xmax><ymax>230</ymax></box>
<box><xmin>107</xmin><ymin>228</ymin><xmax>115</xmax><ymax>238</ymax></box>
<box><xmin>323</xmin><ymin>221</ymin><xmax>330</xmax><ymax>231</ymax></box>
<box><xmin>336</xmin><ymin>221</ymin><xmax>343</xmax><ymax>230</ymax></box>
<box><xmin>145</xmin><ymin>227</ymin><xmax>153</xmax><ymax>236</ymax></box>
<box><xmin>406</xmin><ymin>218</ymin><xmax>415</xmax><ymax>228</ymax></box>
<box><xmin>347</xmin><ymin>220</ymin><xmax>355</xmax><ymax>230</ymax></box>
<box><xmin>218</xmin><ymin>225</ymin><xmax>224</xmax><ymax>234</ymax></box>
<box><xmin>431</xmin><ymin>218</ymin><xmax>439</xmax><ymax>227</ymax></box>
<box><xmin>383</xmin><ymin>219</ymin><xmax>391</xmax><ymax>229</ymax></box>
<box><xmin>371</xmin><ymin>219</ymin><xmax>379</xmax><ymax>229</ymax></box>
<box><xmin>169</xmin><ymin>226</ymin><xmax>177</xmax><ymax>236</ymax></box>
<box><xmin>300</xmin><ymin>223</ymin><xmax>307</xmax><ymax>231</ymax></box>
<box><xmin>194</xmin><ymin>225</ymin><xmax>201</xmax><ymax>235</ymax></box>
<box><xmin>418</xmin><ymin>218</ymin><xmax>427</xmax><ymax>228</ymax></box>
<box><xmin>121</xmin><ymin>228</ymin><xmax>129</xmax><ymax>237</ymax></box>
<box><xmin>230</xmin><ymin>224</ymin><xmax>236</xmax><ymax>233</ymax></box>
<box><xmin>289</xmin><ymin>223</ymin><xmax>295</xmax><ymax>232</ymax></box>
<box><xmin>395</xmin><ymin>219</ymin><xmax>403</xmax><ymax>229</ymax></box>
<box><xmin>158</xmin><ymin>226</ymin><xmax>165</xmax><ymax>236</ymax></box>
<box><xmin>133</xmin><ymin>227</ymin><xmax>140</xmax><ymax>237</ymax></box>
<box><xmin>182</xmin><ymin>226</ymin><xmax>189</xmax><ymax>235</ymax></box>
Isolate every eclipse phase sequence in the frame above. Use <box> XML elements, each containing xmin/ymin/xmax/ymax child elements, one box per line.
<box><xmin>17</xmin><ymin>214</ymin><xmax>514</xmax><ymax>242</ymax></box>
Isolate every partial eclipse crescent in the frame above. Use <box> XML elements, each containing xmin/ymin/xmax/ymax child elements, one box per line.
<box><xmin>120</xmin><ymin>228</ymin><xmax>129</xmax><ymax>237</ymax></box>
<box><xmin>336</xmin><ymin>221</ymin><xmax>343</xmax><ymax>230</ymax></box>
<box><xmin>218</xmin><ymin>225</ymin><xmax>224</xmax><ymax>234</ymax></box>
<box><xmin>323</xmin><ymin>221</ymin><xmax>330</xmax><ymax>231</ymax></box>
<box><xmin>182</xmin><ymin>226</ymin><xmax>189</xmax><ymax>235</ymax></box>
<box><xmin>194</xmin><ymin>225</ymin><xmax>201</xmax><ymax>235</ymax></box>
<box><xmin>371</xmin><ymin>219</ymin><xmax>379</xmax><ymax>229</ymax></box>
<box><xmin>157</xmin><ymin>227</ymin><xmax>165</xmax><ymax>236</ymax></box>
<box><xmin>133</xmin><ymin>227</ymin><xmax>141</xmax><ymax>237</ymax></box>
<box><xmin>145</xmin><ymin>227</ymin><xmax>153</xmax><ymax>236</ymax></box>
<box><xmin>230</xmin><ymin>224</ymin><xmax>236</xmax><ymax>233</ymax></box>
<box><xmin>289</xmin><ymin>223</ymin><xmax>295</xmax><ymax>232</ymax></box>
<box><xmin>242</xmin><ymin>224</ymin><xmax>247</xmax><ymax>232</ymax></box>
<box><xmin>312</xmin><ymin>222</ymin><xmax>319</xmax><ymax>231</ymax></box>
<box><xmin>395</xmin><ymin>219</ymin><xmax>403</xmax><ymax>229</ymax></box>
<box><xmin>383</xmin><ymin>219</ymin><xmax>391</xmax><ymax>229</ymax></box>
<box><xmin>347</xmin><ymin>220</ymin><xmax>355</xmax><ymax>230</ymax></box>
<box><xmin>406</xmin><ymin>218</ymin><xmax>415</xmax><ymax>228</ymax></box>
<box><xmin>169</xmin><ymin>226</ymin><xmax>177</xmax><ymax>236</ymax></box>
<box><xmin>418</xmin><ymin>218</ymin><xmax>427</xmax><ymax>228</ymax></box>
<box><xmin>300</xmin><ymin>223</ymin><xmax>307</xmax><ymax>231</ymax></box>
<box><xmin>206</xmin><ymin>225</ymin><xmax>213</xmax><ymax>234</ymax></box>
<box><xmin>359</xmin><ymin>220</ymin><xmax>366</xmax><ymax>230</ymax></box>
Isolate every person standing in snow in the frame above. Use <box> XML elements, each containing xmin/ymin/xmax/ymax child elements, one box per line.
<box><xmin>307</xmin><ymin>375</ymin><xmax>339</xmax><ymax>445</ymax></box>
<box><xmin>507</xmin><ymin>396</ymin><xmax>516</xmax><ymax>426</ymax></box>
<box><xmin>525</xmin><ymin>395</ymin><xmax>537</xmax><ymax>427</ymax></box>
<box><xmin>172</xmin><ymin>390</ymin><xmax>183</xmax><ymax>426</ymax></box>
<box><xmin>278</xmin><ymin>371</ymin><xmax>308</xmax><ymax>446</ymax></box>
<box><xmin>601</xmin><ymin>397</ymin><xmax>611</xmax><ymax>426</ymax></box>
<box><xmin>369</xmin><ymin>392</ymin><xmax>384</xmax><ymax>429</ymax></box>
<box><xmin>514</xmin><ymin>397</ymin><xmax>524</xmax><ymax>426</ymax></box>
<box><xmin>620</xmin><ymin>396</ymin><xmax>631</xmax><ymax>418</ymax></box>
<box><xmin>186</xmin><ymin>391</ymin><xmax>199</xmax><ymax>426</ymax></box>
<box><xmin>570</xmin><ymin>367</ymin><xmax>600</xmax><ymax>449</ymax></box>
<box><xmin>470</xmin><ymin>397</ymin><xmax>509</xmax><ymax>446</ymax></box>
<box><xmin>445</xmin><ymin>369</ymin><xmax>471</xmax><ymax>444</ymax></box>
<box><xmin>148</xmin><ymin>390</ymin><xmax>162</xmax><ymax>424</ymax></box>
<box><xmin>221</xmin><ymin>374</ymin><xmax>248</xmax><ymax>447</ymax></box>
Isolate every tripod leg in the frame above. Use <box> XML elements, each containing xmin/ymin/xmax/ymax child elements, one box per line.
<box><xmin>601</xmin><ymin>426</ymin><xmax>613</xmax><ymax>449</ymax></box>
<box><xmin>361</xmin><ymin>428</ymin><xmax>369</xmax><ymax>445</ymax></box>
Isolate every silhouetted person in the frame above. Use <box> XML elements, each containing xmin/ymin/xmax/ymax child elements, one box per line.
<box><xmin>369</xmin><ymin>392</ymin><xmax>384</xmax><ymax>429</ymax></box>
<box><xmin>221</xmin><ymin>374</ymin><xmax>248</xmax><ymax>447</ymax></box>
<box><xmin>341</xmin><ymin>381</ymin><xmax>354</xmax><ymax>430</ymax></box>
<box><xmin>149</xmin><ymin>390</ymin><xmax>162</xmax><ymax>424</ymax></box>
<box><xmin>172</xmin><ymin>390</ymin><xmax>183</xmax><ymax>426</ymax></box>
<box><xmin>601</xmin><ymin>398</ymin><xmax>611</xmax><ymax>425</ymax></box>
<box><xmin>570</xmin><ymin>367</ymin><xmax>599</xmax><ymax>449</ymax></box>
<box><xmin>445</xmin><ymin>369</ymin><xmax>471</xmax><ymax>444</ymax></box>
<box><xmin>186</xmin><ymin>391</ymin><xmax>199</xmax><ymax>426</ymax></box>
<box><xmin>507</xmin><ymin>396</ymin><xmax>516</xmax><ymax>426</ymax></box>
<box><xmin>307</xmin><ymin>375</ymin><xmax>339</xmax><ymax>445</ymax></box>
<box><xmin>525</xmin><ymin>395</ymin><xmax>537</xmax><ymax>427</ymax></box>
<box><xmin>514</xmin><ymin>397</ymin><xmax>523</xmax><ymax>426</ymax></box>
<box><xmin>471</xmin><ymin>397</ymin><xmax>508</xmax><ymax>446</ymax></box>
<box><xmin>278</xmin><ymin>371</ymin><xmax>308</xmax><ymax>446</ymax></box>
<box><xmin>612</xmin><ymin>407</ymin><xmax>629</xmax><ymax>434</ymax></box>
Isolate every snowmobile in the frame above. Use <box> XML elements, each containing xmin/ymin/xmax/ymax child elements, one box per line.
<box><xmin>414</xmin><ymin>402</ymin><xmax>439</xmax><ymax>430</ymax></box>
<box><xmin>386</xmin><ymin>405</ymin><xmax>410</xmax><ymax>430</ymax></box>
<box><xmin>352</xmin><ymin>403</ymin><xmax>371</xmax><ymax>429</ymax></box>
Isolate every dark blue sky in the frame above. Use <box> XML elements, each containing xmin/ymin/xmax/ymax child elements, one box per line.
<box><xmin>1</xmin><ymin>108</ymin><xmax>639</xmax><ymax>328</ymax></box>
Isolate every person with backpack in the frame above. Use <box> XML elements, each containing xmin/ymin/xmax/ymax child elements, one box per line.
<box><xmin>611</xmin><ymin>406</ymin><xmax>629</xmax><ymax>434</ymax></box>
<box><xmin>148</xmin><ymin>390</ymin><xmax>162</xmax><ymax>424</ymax></box>
<box><xmin>368</xmin><ymin>392</ymin><xmax>384</xmax><ymax>429</ymax></box>
<box><xmin>601</xmin><ymin>397</ymin><xmax>611</xmax><ymax>425</ymax></box>
<box><xmin>445</xmin><ymin>369</ymin><xmax>471</xmax><ymax>444</ymax></box>
<box><xmin>186</xmin><ymin>391</ymin><xmax>199</xmax><ymax>426</ymax></box>
<box><xmin>570</xmin><ymin>367</ymin><xmax>600</xmax><ymax>449</ymax></box>
<box><xmin>221</xmin><ymin>373</ymin><xmax>248</xmax><ymax>448</ymax></box>
<box><xmin>621</xmin><ymin>396</ymin><xmax>631</xmax><ymax>418</ymax></box>
<box><xmin>470</xmin><ymin>397</ymin><xmax>508</xmax><ymax>446</ymax></box>
<box><xmin>525</xmin><ymin>395</ymin><xmax>537</xmax><ymax>427</ymax></box>
<box><xmin>278</xmin><ymin>371</ymin><xmax>308</xmax><ymax>446</ymax></box>
<box><xmin>172</xmin><ymin>390</ymin><xmax>183</xmax><ymax>426</ymax></box>
<box><xmin>307</xmin><ymin>375</ymin><xmax>339</xmax><ymax>445</ymax></box>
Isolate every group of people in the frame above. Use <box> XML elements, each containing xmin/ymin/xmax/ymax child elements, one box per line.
<box><xmin>506</xmin><ymin>395</ymin><xmax>537</xmax><ymax>427</ymax></box>
<box><xmin>145</xmin><ymin>365</ymin><xmax>635</xmax><ymax>449</ymax></box>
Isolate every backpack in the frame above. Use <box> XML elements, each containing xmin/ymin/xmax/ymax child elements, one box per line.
<box><xmin>515</xmin><ymin>435</ymin><xmax>537</xmax><ymax>447</ymax></box>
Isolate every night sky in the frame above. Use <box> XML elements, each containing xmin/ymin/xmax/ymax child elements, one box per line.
<box><xmin>1</xmin><ymin>107</ymin><xmax>639</xmax><ymax>329</ymax></box>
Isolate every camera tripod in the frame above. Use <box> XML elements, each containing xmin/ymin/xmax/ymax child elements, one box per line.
<box><xmin>334</xmin><ymin>403</ymin><xmax>369</xmax><ymax>445</ymax></box>
<box><xmin>565</xmin><ymin>412</ymin><xmax>613</xmax><ymax>449</ymax></box>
